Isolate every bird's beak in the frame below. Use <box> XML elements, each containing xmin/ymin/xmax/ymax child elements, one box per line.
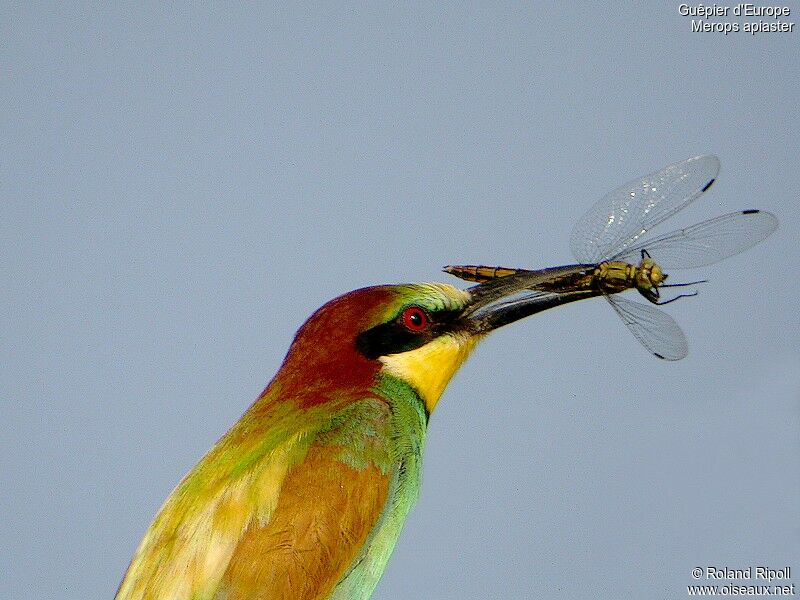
<box><xmin>457</xmin><ymin>264</ymin><xmax>600</xmax><ymax>334</ymax></box>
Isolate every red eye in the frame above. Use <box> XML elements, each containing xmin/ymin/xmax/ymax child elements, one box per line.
<box><xmin>402</xmin><ymin>306</ymin><xmax>429</xmax><ymax>332</ymax></box>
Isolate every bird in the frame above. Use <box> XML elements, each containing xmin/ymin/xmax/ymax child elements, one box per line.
<box><xmin>115</xmin><ymin>270</ymin><xmax>597</xmax><ymax>600</ymax></box>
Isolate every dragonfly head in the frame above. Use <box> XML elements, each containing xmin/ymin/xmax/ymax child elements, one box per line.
<box><xmin>637</xmin><ymin>257</ymin><xmax>667</xmax><ymax>290</ymax></box>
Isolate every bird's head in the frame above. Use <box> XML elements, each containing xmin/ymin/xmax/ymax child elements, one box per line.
<box><xmin>271</xmin><ymin>268</ymin><xmax>593</xmax><ymax>414</ymax></box>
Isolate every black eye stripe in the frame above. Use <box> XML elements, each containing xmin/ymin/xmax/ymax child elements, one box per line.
<box><xmin>355</xmin><ymin>307</ymin><xmax>462</xmax><ymax>360</ymax></box>
<box><xmin>355</xmin><ymin>319</ymin><xmax>430</xmax><ymax>360</ymax></box>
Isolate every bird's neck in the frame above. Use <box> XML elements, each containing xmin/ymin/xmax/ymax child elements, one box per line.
<box><xmin>328</xmin><ymin>372</ymin><xmax>429</xmax><ymax>599</ymax></box>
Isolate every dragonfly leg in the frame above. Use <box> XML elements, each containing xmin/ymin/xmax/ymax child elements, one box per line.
<box><xmin>654</xmin><ymin>291</ymin><xmax>699</xmax><ymax>305</ymax></box>
<box><xmin>660</xmin><ymin>279</ymin><xmax>708</xmax><ymax>288</ymax></box>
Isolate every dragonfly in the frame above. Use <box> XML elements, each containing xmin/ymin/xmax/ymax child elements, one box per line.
<box><xmin>445</xmin><ymin>155</ymin><xmax>778</xmax><ymax>360</ymax></box>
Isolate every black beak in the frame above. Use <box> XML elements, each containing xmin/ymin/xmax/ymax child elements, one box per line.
<box><xmin>457</xmin><ymin>265</ymin><xmax>601</xmax><ymax>334</ymax></box>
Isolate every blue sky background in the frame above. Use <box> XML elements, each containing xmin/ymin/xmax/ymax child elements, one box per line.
<box><xmin>4</xmin><ymin>4</ymin><xmax>799</xmax><ymax>599</ymax></box>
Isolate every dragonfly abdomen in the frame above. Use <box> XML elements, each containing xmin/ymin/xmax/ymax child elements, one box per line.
<box><xmin>442</xmin><ymin>265</ymin><xmax>522</xmax><ymax>283</ymax></box>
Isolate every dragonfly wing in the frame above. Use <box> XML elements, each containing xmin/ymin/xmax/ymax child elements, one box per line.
<box><xmin>571</xmin><ymin>155</ymin><xmax>720</xmax><ymax>263</ymax></box>
<box><xmin>606</xmin><ymin>295</ymin><xmax>688</xmax><ymax>360</ymax></box>
<box><xmin>609</xmin><ymin>210</ymin><xmax>779</xmax><ymax>269</ymax></box>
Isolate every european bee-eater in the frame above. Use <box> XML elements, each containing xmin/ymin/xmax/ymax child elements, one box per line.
<box><xmin>115</xmin><ymin>269</ymin><xmax>597</xmax><ymax>600</ymax></box>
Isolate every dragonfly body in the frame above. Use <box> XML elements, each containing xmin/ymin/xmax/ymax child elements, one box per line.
<box><xmin>447</xmin><ymin>257</ymin><xmax>667</xmax><ymax>303</ymax></box>
<box><xmin>593</xmin><ymin>258</ymin><xmax>665</xmax><ymax>299</ymax></box>
<box><xmin>446</xmin><ymin>155</ymin><xmax>778</xmax><ymax>360</ymax></box>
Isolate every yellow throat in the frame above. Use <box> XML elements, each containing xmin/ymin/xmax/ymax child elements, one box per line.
<box><xmin>379</xmin><ymin>332</ymin><xmax>480</xmax><ymax>414</ymax></box>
